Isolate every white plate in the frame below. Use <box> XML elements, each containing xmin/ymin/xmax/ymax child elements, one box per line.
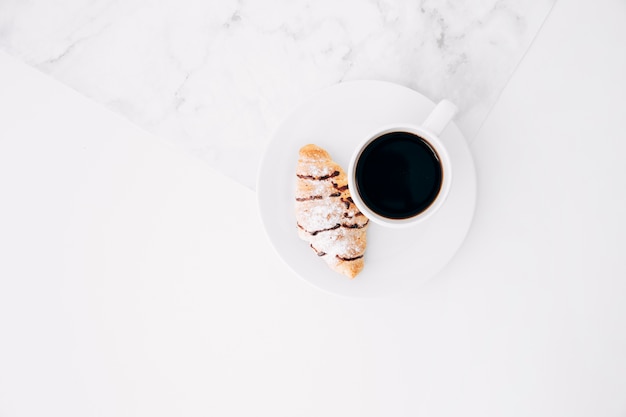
<box><xmin>257</xmin><ymin>80</ymin><xmax>476</xmax><ymax>298</ymax></box>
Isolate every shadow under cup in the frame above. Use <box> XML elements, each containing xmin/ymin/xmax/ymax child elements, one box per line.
<box><xmin>354</xmin><ymin>130</ymin><xmax>444</xmax><ymax>221</ymax></box>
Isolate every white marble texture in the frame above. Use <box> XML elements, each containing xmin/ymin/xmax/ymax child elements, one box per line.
<box><xmin>0</xmin><ymin>0</ymin><xmax>554</xmax><ymax>189</ymax></box>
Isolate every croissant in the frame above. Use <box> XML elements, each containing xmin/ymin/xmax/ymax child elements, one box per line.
<box><xmin>295</xmin><ymin>144</ymin><xmax>369</xmax><ymax>278</ymax></box>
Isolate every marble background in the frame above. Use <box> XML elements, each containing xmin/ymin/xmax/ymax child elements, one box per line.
<box><xmin>0</xmin><ymin>0</ymin><xmax>555</xmax><ymax>189</ymax></box>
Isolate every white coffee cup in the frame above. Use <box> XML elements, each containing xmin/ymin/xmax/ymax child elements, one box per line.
<box><xmin>348</xmin><ymin>99</ymin><xmax>458</xmax><ymax>228</ymax></box>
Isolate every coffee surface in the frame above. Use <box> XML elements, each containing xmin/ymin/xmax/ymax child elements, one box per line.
<box><xmin>355</xmin><ymin>132</ymin><xmax>442</xmax><ymax>219</ymax></box>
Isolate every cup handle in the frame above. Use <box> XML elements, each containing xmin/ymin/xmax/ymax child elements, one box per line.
<box><xmin>422</xmin><ymin>99</ymin><xmax>458</xmax><ymax>136</ymax></box>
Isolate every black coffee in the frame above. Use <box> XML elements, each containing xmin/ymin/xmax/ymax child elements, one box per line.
<box><xmin>355</xmin><ymin>131</ymin><xmax>443</xmax><ymax>219</ymax></box>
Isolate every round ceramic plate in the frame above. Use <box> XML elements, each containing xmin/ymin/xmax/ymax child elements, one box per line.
<box><xmin>257</xmin><ymin>80</ymin><xmax>476</xmax><ymax>297</ymax></box>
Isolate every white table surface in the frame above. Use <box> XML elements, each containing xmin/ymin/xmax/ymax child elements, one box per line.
<box><xmin>1</xmin><ymin>0</ymin><xmax>626</xmax><ymax>416</ymax></box>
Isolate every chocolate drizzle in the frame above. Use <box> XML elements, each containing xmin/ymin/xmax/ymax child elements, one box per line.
<box><xmin>310</xmin><ymin>223</ymin><xmax>341</xmax><ymax>236</ymax></box>
<box><xmin>297</xmin><ymin>171</ymin><xmax>340</xmax><ymax>181</ymax></box>
<box><xmin>310</xmin><ymin>244</ymin><xmax>326</xmax><ymax>256</ymax></box>
<box><xmin>340</xmin><ymin>197</ymin><xmax>354</xmax><ymax>209</ymax></box>
<box><xmin>344</xmin><ymin>220</ymin><xmax>369</xmax><ymax>229</ymax></box>
<box><xmin>295</xmin><ymin>195</ymin><xmax>323</xmax><ymax>202</ymax></box>
<box><xmin>336</xmin><ymin>255</ymin><xmax>364</xmax><ymax>262</ymax></box>
<box><xmin>297</xmin><ymin>221</ymin><xmax>368</xmax><ymax>236</ymax></box>
<box><xmin>332</xmin><ymin>182</ymin><xmax>349</xmax><ymax>192</ymax></box>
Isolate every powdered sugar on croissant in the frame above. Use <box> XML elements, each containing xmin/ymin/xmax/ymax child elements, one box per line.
<box><xmin>295</xmin><ymin>144</ymin><xmax>369</xmax><ymax>278</ymax></box>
